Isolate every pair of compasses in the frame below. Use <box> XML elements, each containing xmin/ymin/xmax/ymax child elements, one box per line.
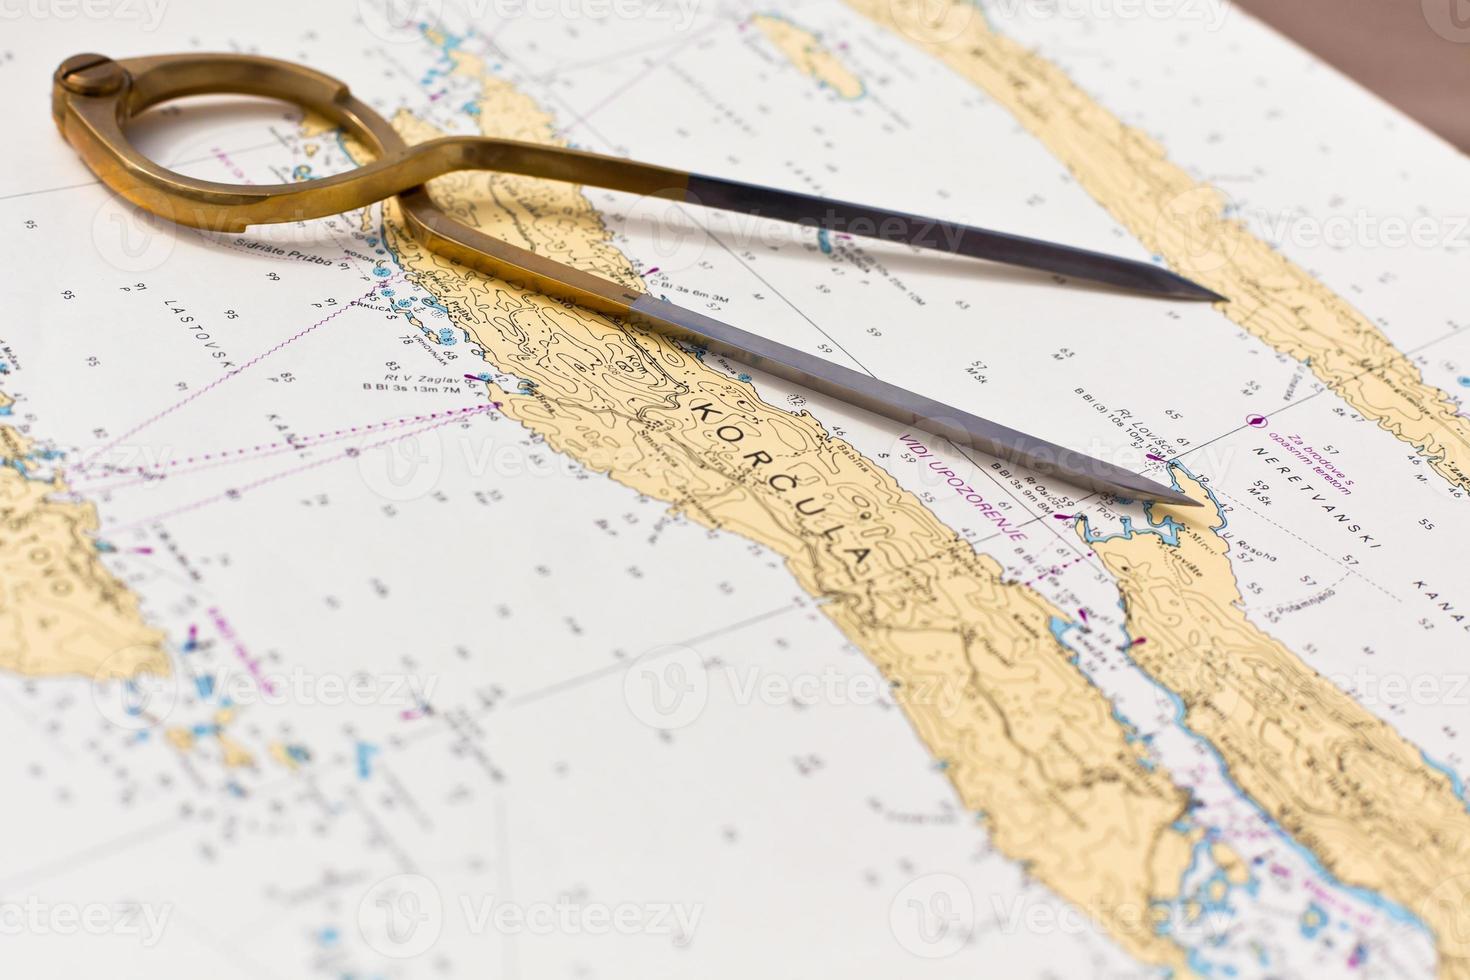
<box><xmin>52</xmin><ymin>52</ymin><xmax>1220</xmax><ymax>507</ymax></box>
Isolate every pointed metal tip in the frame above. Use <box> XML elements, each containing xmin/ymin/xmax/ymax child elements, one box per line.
<box><xmin>1175</xmin><ymin>279</ymin><xmax>1228</xmax><ymax>303</ymax></box>
<box><xmin>1149</xmin><ymin>267</ymin><xmax>1226</xmax><ymax>303</ymax></box>
<box><xmin>1107</xmin><ymin>469</ymin><xmax>1205</xmax><ymax>508</ymax></box>
<box><xmin>1148</xmin><ymin>485</ymin><xmax>1207</xmax><ymax>508</ymax></box>
<box><xmin>1040</xmin><ymin>247</ymin><xmax>1227</xmax><ymax>302</ymax></box>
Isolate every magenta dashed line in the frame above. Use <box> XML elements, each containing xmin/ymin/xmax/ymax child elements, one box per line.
<box><xmin>72</xmin><ymin>403</ymin><xmax>495</xmax><ymax>494</ymax></box>
<box><xmin>100</xmin><ymin>408</ymin><xmax>476</xmax><ymax>535</ymax></box>
<box><xmin>76</xmin><ymin>278</ymin><xmax>400</xmax><ymax>475</ymax></box>
<box><xmin>1020</xmin><ymin>551</ymin><xmax>1095</xmax><ymax>588</ymax></box>
<box><xmin>208</xmin><ymin>606</ymin><xmax>276</xmax><ymax>697</ymax></box>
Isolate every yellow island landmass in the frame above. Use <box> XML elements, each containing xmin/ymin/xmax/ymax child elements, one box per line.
<box><xmin>751</xmin><ymin>14</ymin><xmax>865</xmax><ymax>99</ymax></box>
<box><xmin>0</xmin><ymin>416</ymin><xmax>169</xmax><ymax>679</ymax></box>
<box><xmin>334</xmin><ymin>41</ymin><xmax>1232</xmax><ymax>973</ymax></box>
<box><xmin>842</xmin><ymin>0</ymin><xmax>1470</xmax><ymax>494</ymax></box>
<box><xmin>1081</xmin><ymin>469</ymin><xmax>1470</xmax><ymax>978</ymax></box>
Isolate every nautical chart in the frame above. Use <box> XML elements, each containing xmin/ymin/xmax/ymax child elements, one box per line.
<box><xmin>2</xmin><ymin>0</ymin><xmax>1469</xmax><ymax>976</ymax></box>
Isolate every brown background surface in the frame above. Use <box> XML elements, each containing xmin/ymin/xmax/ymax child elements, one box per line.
<box><xmin>1234</xmin><ymin>0</ymin><xmax>1470</xmax><ymax>151</ymax></box>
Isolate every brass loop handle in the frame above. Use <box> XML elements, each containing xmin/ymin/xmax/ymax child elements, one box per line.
<box><xmin>52</xmin><ymin>51</ymin><xmax>670</xmax><ymax>316</ymax></box>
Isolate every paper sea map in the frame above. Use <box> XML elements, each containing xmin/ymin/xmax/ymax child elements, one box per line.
<box><xmin>2</xmin><ymin>0</ymin><xmax>1469</xmax><ymax>976</ymax></box>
